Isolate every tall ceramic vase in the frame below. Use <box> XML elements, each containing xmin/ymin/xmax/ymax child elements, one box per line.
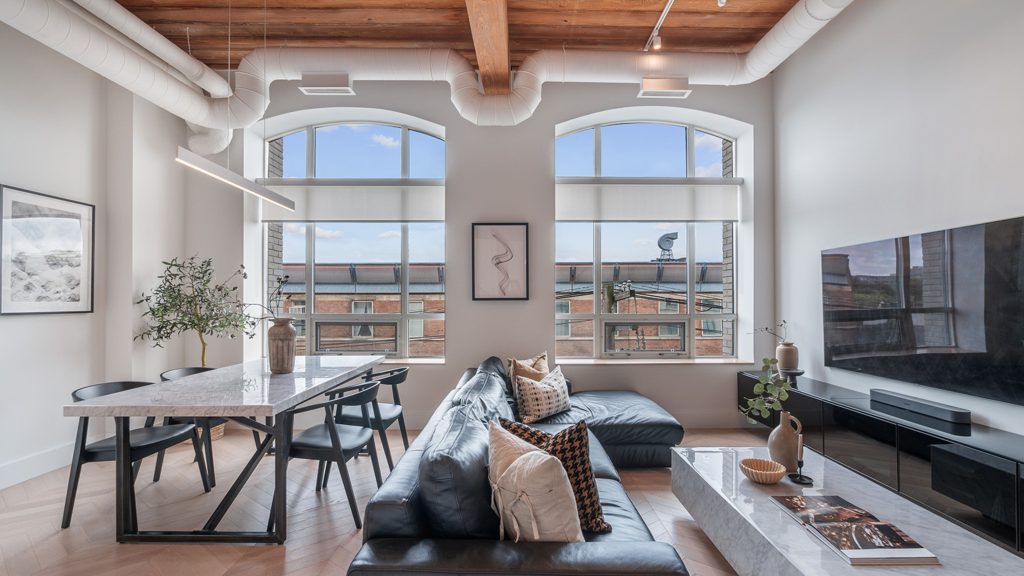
<box><xmin>268</xmin><ymin>317</ymin><xmax>296</xmax><ymax>374</ymax></box>
<box><xmin>776</xmin><ymin>341</ymin><xmax>799</xmax><ymax>371</ymax></box>
<box><xmin>768</xmin><ymin>411</ymin><xmax>802</xmax><ymax>473</ymax></box>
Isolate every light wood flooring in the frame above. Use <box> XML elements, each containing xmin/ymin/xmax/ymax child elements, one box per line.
<box><xmin>0</xmin><ymin>427</ymin><xmax>766</xmax><ymax>576</ymax></box>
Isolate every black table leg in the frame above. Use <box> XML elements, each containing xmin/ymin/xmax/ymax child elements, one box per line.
<box><xmin>272</xmin><ymin>412</ymin><xmax>290</xmax><ymax>544</ymax></box>
<box><xmin>114</xmin><ymin>416</ymin><xmax>132</xmax><ymax>543</ymax></box>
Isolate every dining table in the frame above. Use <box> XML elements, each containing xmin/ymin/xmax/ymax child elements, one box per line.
<box><xmin>63</xmin><ymin>355</ymin><xmax>385</xmax><ymax>544</ymax></box>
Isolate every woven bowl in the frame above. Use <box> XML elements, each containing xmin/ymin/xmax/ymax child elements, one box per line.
<box><xmin>739</xmin><ymin>458</ymin><xmax>787</xmax><ymax>484</ymax></box>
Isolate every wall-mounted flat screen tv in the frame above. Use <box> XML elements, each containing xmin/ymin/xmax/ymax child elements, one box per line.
<box><xmin>822</xmin><ymin>216</ymin><xmax>1024</xmax><ymax>406</ymax></box>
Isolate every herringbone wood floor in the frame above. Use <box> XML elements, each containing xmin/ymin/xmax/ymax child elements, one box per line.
<box><xmin>0</xmin><ymin>428</ymin><xmax>765</xmax><ymax>576</ymax></box>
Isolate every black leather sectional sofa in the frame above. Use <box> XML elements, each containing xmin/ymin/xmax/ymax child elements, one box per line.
<box><xmin>348</xmin><ymin>357</ymin><xmax>687</xmax><ymax>575</ymax></box>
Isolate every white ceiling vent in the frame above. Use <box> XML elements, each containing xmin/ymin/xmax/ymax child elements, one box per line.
<box><xmin>638</xmin><ymin>77</ymin><xmax>692</xmax><ymax>99</ymax></box>
<box><xmin>298</xmin><ymin>73</ymin><xmax>355</xmax><ymax>96</ymax></box>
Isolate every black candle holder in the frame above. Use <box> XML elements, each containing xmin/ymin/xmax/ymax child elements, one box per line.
<box><xmin>788</xmin><ymin>459</ymin><xmax>814</xmax><ymax>485</ymax></box>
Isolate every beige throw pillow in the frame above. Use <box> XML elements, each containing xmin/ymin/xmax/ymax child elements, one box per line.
<box><xmin>493</xmin><ymin>450</ymin><xmax>584</xmax><ymax>543</ymax></box>
<box><xmin>515</xmin><ymin>366</ymin><xmax>571</xmax><ymax>424</ymax></box>
<box><xmin>508</xmin><ymin>352</ymin><xmax>549</xmax><ymax>386</ymax></box>
<box><xmin>488</xmin><ymin>420</ymin><xmax>540</xmax><ymax>486</ymax></box>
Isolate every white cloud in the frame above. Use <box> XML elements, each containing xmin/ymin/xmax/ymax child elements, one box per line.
<box><xmin>346</xmin><ymin>124</ymin><xmax>369</xmax><ymax>132</ymax></box>
<box><xmin>318</xmin><ymin>124</ymin><xmax>340</xmax><ymax>133</ymax></box>
<box><xmin>694</xmin><ymin>131</ymin><xmax>721</xmax><ymax>150</ymax></box>
<box><xmin>377</xmin><ymin>230</ymin><xmax>401</xmax><ymax>239</ymax></box>
<box><xmin>283</xmin><ymin>222</ymin><xmax>305</xmax><ymax>235</ymax></box>
<box><xmin>632</xmin><ymin>239</ymin><xmax>654</xmax><ymax>247</ymax></box>
<box><xmin>371</xmin><ymin>133</ymin><xmax>401</xmax><ymax>148</ymax></box>
<box><xmin>314</xmin><ymin>226</ymin><xmax>343</xmax><ymax>239</ymax></box>
<box><xmin>695</xmin><ymin>162</ymin><xmax>723</xmax><ymax>177</ymax></box>
<box><xmin>654</xmin><ymin>223</ymin><xmax>675</xmax><ymax>231</ymax></box>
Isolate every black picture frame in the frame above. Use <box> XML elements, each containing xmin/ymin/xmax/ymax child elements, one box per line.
<box><xmin>0</xmin><ymin>184</ymin><xmax>96</xmax><ymax>315</ymax></box>
<box><xmin>472</xmin><ymin>222</ymin><xmax>529</xmax><ymax>301</ymax></box>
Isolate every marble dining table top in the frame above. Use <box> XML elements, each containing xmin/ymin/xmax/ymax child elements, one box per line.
<box><xmin>63</xmin><ymin>355</ymin><xmax>384</xmax><ymax>418</ymax></box>
<box><xmin>672</xmin><ymin>447</ymin><xmax>1024</xmax><ymax>576</ymax></box>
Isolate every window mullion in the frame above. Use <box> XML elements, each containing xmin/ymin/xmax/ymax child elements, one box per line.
<box><xmin>401</xmin><ymin>126</ymin><xmax>410</xmax><ymax>179</ymax></box>
<box><xmin>686</xmin><ymin>125</ymin><xmax>695</xmax><ymax>178</ymax></box>
<box><xmin>400</xmin><ymin>222</ymin><xmax>410</xmax><ymax>358</ymax></box>
<box><xmin>594</xmin><ymin>126</ymin><xmax>602</xmax><ymax>178</ymax></box>
<box><xmin>593</xmin><ymin>221</ymin><xmax>602</xmax><ymax>358</ymax></box>
<box><xmin>305</xmin><ymin>126</ymin><xmax>315</xmax><ymax>178</ymax></box>
<box><xmin>305</xmin><ymin>222</ymin><xmax>316</xmax><ymax>352</ymax></box>
<box><xmin>687</xmin><ymin>222</ymin><xmax>697</xmax><ymax>358</ymax></box>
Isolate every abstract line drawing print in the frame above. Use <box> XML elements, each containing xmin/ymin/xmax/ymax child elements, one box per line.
<box><xmin>490</xmin><ymin>231</ymin><xmax>514</xmax><ymax>296</ymax></box>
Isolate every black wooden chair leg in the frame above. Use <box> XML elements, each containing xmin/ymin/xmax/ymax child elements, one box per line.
<box><xmin>132</xmin><ymin>460</ymin><xmax>142</xmax><ymax>483</ymax></box>
<box><xmin>397</xmin><ymin>413</ymin><xmax>410</xmax><ymax>449</ymax></box>
<box><xmin>191</xmin><ymin>429</ymin><xmax>212</xmax><ymax>493</ymax></box>
<box><xmin>322</xmin><ymin>461</ymin><xmax>331</xmax><ymax>488</ymax></box>
<box><xmin>367</xmin><ymin>437</ymin><xmax>383</xmax><ymax>488</ymax></box>
<box><xmin>376</xmin><ymin>424</ymin><xmax>394</xmax><ymax>471</ymax></box>
<box><xmin>315</xmin><ymin>461</ymin><xmax>325</xmax><ymax>492</ymax></box>
<box><xmin>153</xmin><ymin>449</ymin><xmax>166</xmax><ymax>482</ymax></box>
<box><xmin>336</xmin><ymin>459</ymin><xmax>361</xmax><ymax>529</ymax></box>
<box><xmin>60</xmin><ymin>459</ymin><xmax>83</xmax><ymax>529</ymax></box>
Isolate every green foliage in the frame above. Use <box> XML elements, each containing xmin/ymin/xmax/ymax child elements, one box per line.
<box><xmin>738</xmin><ymin>356</ymin><xmax>793</xmax><ymax>421</ymax></box>
<box><xmin>135</xmin><ymin>256</ymin><xmax>257</xmax><ymax>366</ymax></box>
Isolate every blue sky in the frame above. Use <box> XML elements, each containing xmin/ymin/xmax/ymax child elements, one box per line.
<box><xmin>280</xmin><ymin>122</ymin><xmax>729</xmax><ymax>263</ymax></box>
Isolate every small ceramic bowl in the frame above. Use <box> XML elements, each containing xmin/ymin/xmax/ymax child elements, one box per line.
<box><xmin>739</xmin><ymin>458</ymin><xmax>787</xmax><ymax>484</ymax></box>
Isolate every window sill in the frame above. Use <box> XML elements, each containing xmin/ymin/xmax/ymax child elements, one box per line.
<box><xmin>382</xmin><ymin>357</ymin><xmax>445</xmax><ymax>365</ymax></box>
<box><xmin>557</xmin><ymin>358</ymin><xmax>754</xmax><ymax>366</ymax></box>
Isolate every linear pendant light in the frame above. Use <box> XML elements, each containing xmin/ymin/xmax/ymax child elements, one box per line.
<box><xmin>175</xmin><ymin>146</ymin><xmax>295</xmax><ymax>211</ymax></box>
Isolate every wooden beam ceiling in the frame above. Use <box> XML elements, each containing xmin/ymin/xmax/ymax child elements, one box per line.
<box><xmin>465</xmin><ymin>0</ymin><xmax>510</xmax><ymax>94</ymax></box>
<box><xmin>116</xmin><ymin>0</ymin><xmax>799</xmax><ymax>72</ymax></box>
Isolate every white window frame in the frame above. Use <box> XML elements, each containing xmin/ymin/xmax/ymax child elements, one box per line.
<box><xmin>351</xmin><ymin>300</ymin><xmax>375</xmax><ymax>338</ymax></box>
<box><xmin>408</xmin><ymin>300</ymin><xmax>425</xmax><ymax>339</ymax></box>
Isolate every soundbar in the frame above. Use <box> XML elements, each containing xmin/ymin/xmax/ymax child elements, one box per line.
<box><xmin>869</xmin><ymin>389</ymin><xmax>972</xmax><ymax>424</ymax></box>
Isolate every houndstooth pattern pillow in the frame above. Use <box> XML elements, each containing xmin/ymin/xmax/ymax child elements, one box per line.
<box><xmin>514</xmin><ymin>366</ymin><xmax>571</xmax><ymax>424</ymax></box>
<box><xmin>499</xmin><ymin>418</ymin><xmax>611</xmax><ymax>533</ymax></box>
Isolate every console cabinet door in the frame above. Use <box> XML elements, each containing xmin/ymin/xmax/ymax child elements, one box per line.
<box><xmin>898</xmin><ymin>428</ymin><xmax>1017</xmax><ymax>550</ymax></box>
<box><xmin>822</xmin><ymin>404</ymin><xmax>898</xmax><ymax>489</ymax></box>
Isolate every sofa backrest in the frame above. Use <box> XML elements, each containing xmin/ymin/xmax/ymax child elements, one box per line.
<box><xmin>362</xmin><ymin>359</ymin><xmax>515</xmax><ymax>541</ymax></box>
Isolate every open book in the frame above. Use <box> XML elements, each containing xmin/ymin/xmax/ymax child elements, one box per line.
<box><xmin>772</xmin><ymin>495</ymin><xmax>939</xmax><ymax>566</ymax></box>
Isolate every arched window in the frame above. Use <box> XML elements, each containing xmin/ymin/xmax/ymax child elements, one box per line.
<box><xmin>554</xmin><ymin>121</ymin><xmax>737</xmax><ymax>360</ymax></box>
<box><xmin>264</xmin><ymin>116</ymin><xmax>446</xmax><ymax>360</ymax></box>
<box><xmin>267</xmin><ymin>122</ymin><xmax>445</xmax><ymax>179</ymax></box>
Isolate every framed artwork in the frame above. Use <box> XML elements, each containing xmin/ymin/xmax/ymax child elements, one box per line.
<box><xmin>1</xmin><ymin>184</ymin><xmax>95</xmax><ymax>314</ymax></box>
<box><xmin>472</xmin><ymin>223</ymin><xmax>529</xmax><ymax>300</ymax></box>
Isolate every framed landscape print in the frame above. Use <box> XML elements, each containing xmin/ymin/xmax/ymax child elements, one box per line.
<box><xmin>0</xmin><ymin>185</ymin><xmax>95</xmax><ymax>314</ymax></box>
<box><xmin>472</xmin><ymin>223</ymin><xmax>528</xmax><ymax>300</ymax></box>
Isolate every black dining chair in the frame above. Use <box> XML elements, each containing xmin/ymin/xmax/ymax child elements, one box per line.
<box><xmin>153</xmin><ymin>367</ymin><xmax>262</xmax><ymax>488</ymax></box>
<box><xmin>62</xmin><ymin>381</ymin><xmax>211</xmax><ymax>529</ymax></box>
<box><xmin>335</xmin><ymin>367</ymin><xmax>409</xmax><ymax>471</ymax></box>
<box><xmin>282</xmin><ymin>381</ymin><xmax>384</xmax><ymax>529</ymax></box>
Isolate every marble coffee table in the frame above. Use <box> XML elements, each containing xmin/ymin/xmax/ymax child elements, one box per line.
<box><xmin>671</xmin><ymin>447</ymin><xmax>1024</xmax><ymax>576</ymax></box>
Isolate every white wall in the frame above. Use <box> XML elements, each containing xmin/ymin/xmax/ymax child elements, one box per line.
<box><xmin>774</xmin><ymin>0</ymin><xmax>1024</xmax><ymax>432</ymax></box>
<box><xmin>256</xmin><ymin>78</ymin><xmax>779</xmax><ymax>428</ymax></box>
<box><xmin>0</xmin><ymin>24</ymin><xmax>190</xmax><ymax>489</ymax></box>
<box><xmin>0</xmin><ymin>24</ymin><xmax>109</xmax><ymax>489</ymax></box>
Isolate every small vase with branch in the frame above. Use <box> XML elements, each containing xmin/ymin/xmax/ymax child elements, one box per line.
<box><xmin>757</xmin><ymin>319</ymin><xmax>799</xmax><ymax>371</ymax></box>
<box><xmin>135</xmin><ymin>256</ymin><xmax>257</xmax><ymax>367</ymax></box>
<box><xmin>740</xmin><ymin>357</ymin><xmax>802</xmax><ymax>472</ymax></box>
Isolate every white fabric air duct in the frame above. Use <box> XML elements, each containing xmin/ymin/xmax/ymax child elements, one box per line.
<box><xmin>0</xmin><ymin>0</ymin><xmax>853</xmax><ymax>155</ymax></box>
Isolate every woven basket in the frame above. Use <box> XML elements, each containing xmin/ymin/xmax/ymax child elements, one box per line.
<box><xmin>740</xmin><ymin>458</ymin><xmax>786</xmax><ymax>484</ymax></box>
<box><xmin>199</xmin><ymin>422</ymin><xmax>226</xmax><ymax>442</ymax></box>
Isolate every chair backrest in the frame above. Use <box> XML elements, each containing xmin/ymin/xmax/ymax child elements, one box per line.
<box><xmin>364</xmin><ymin>367</ymin><xmax>409</xmax><ymax>405</ymax></box>
<box><xmin>331</xmin><ymin>381</ymin><xmax>382</xmax><ymax>428</ymax></box>
<box><xmin>71</xmin><ymin>381</ymin><xmax>153</xmax><ymax>402</ymax></box>
<box><xmin>161</xmin><ymin>366</ymin><xmax>214</xmax><ymax>381</ymax></box>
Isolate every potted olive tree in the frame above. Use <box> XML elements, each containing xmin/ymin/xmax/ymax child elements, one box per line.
<box><xmin>135</xmin><ymin>256</ymin><xmax>257</xmax><ymax>367</ymax></box>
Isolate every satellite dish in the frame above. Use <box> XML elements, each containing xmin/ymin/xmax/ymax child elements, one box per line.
<box><xmin>657</xmin><ymin>232</ymin><xmax>678</xmax><ymax>251</ymax></box>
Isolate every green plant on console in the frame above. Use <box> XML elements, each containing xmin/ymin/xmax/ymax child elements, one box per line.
<box><xmin>135</xmin><ymin>256</ymin><xmax>258</xmax><ymax>367</ymax></box>
<box><xmin>739</xmin><ymin>357</ymin><xmax>792</xmax><ymax>423</ymax></box>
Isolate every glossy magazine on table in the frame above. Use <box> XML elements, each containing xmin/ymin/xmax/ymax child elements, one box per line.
<box><xmin>773</xmin><ymin>495</ymin><xmax>939</xmax><ymax>566</ymax></box>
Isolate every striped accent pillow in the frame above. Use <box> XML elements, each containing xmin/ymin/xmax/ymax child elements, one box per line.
<box><xmin>514</xmin><ymin>366</ymin><xmax>570</xmax><ymax>424</ymax></box>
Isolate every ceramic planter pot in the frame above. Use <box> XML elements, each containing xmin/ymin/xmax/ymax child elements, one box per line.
<box><xmin>768</xmin><ymin>411</ymin><xmax>802</xmax><ymax>473</ymax></box>
<box><xmin>268</xmin><ymin>317</ymin><xmax>296</xmax><ymax>374</ymax></box>
<box><xmin>776</xmin><ymin>341</ymin><xmax>799</xmax><ymax>371</ymax></box>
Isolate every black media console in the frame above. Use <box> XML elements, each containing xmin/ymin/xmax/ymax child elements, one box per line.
<box><xmin>738</xmin><ymin>371</ymin><xmax>1024</xmax><ymax>556</ymax></box>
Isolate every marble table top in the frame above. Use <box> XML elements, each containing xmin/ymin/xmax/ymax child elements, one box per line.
<box><xmin>672</xmin><ymin>447</ymin><xmax>1024</xmax><ymax>576</ymax></box>
<box><xmin>63</xmin><ymin>356</ymin><xmax>384</xmax><ymax>418</ymax></box>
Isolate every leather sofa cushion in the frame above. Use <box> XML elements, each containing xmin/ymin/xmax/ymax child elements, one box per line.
<box><xmin>531</xmin><ymin>424</ymin><xmax>620</xmax><ymax>482</ymax></box>
<box><xmin>477</xmin><ymin>356</ymin><xmax>518</xmax><ymax>417</ymax></box>
<box><xmin>603</xmin><ymin>443</ymin><xmax>674</xmax><ymax>468</ymax></box>
<box><xmin>419</xmin><ymin>404</ymin><xmax>499</xmax><ymax>539</ymax></box>
<box><xmin>451</xmin><ymin>371</ymin><xmax>512</xmax><ymax>421</ymax></box>
<box><xmin>584</xmin><ymin>479</ymin><xmax>655</xmax><ymax>543</ymax></box>
<box><xmin>535</xmin><ymin>390</ymin><xmax>684</xmax><ymax>446</ymax></box>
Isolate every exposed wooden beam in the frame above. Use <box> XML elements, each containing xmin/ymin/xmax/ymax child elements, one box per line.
<box><xmin>465</xmin><ymin>0</ymin><xmax>510</xmax><ymax>95</ymax></box>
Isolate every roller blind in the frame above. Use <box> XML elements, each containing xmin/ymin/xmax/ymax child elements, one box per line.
<box><xmin>555</xmin><ymin>179</ymin><xmax>741</xmax><ymax>222</ymax></box>
<box><xmin>260</xmin><ymin>181</ymin><xmax>444</xmax><ymax>222</ymax></box>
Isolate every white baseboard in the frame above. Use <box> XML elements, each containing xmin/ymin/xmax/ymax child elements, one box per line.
<box><xmin>0</xmin><ymin>440</ymin><xmax>75</xmax><ymax>491</ymax></box>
